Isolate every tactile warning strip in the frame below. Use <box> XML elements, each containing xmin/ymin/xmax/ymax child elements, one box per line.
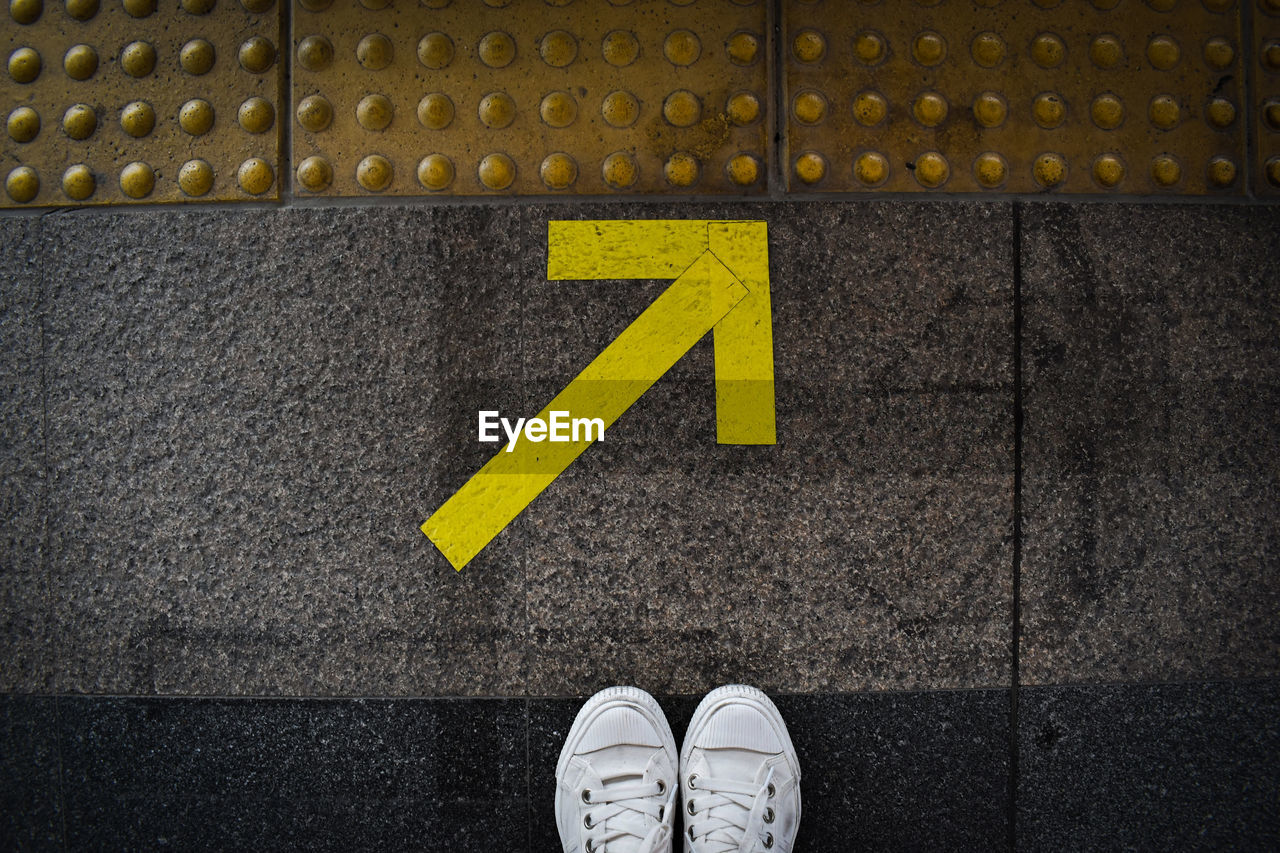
<box><xmin>3</xmin><ymin>0</ymin><xmax>282</xmax><ymax>206</ymax></box>
<box><xmin>1256</xmin><ymin>0</ymin><xmax>1280</xmax><ymax>194</ymax></box>
<box><xmin>5</xmin><ymin>0</ymin><xmax>1280</xmax><ymax>206</ymax></box>
<box><xmin>782</xmin><ymin>0</ymin><xmax>1247</xmax><ymax>195</ymax></box>
<box><xmin>290</xmin><ymin>0</ymin><xmax>770</xmax><ymax>196</ymax></box>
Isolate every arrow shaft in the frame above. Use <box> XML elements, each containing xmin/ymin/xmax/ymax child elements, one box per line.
<box><xmin>710</xmin><ymin>221</ymin><xmax>776</xmax><ymax>444</ymax></box>
<box><xmin>423</xmin><ymin>251</ymin><xmax>748</xmax><ymax>571</ymax></box>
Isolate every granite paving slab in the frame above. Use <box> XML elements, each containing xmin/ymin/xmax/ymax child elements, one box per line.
<box><xmin>530</xmin><ymin>689</ymin><xmax>1011</xmax><ymax>852</ymax></box>
<box><xmin>521</xmin><ymin>203</ymin><xmax>1014</xmax><ymax>694</ymax></box>
<box><xmin>57</xmin><ymin>696</ymin><xmax>526</xmax><ymax>849</ymax></box>
<box><xmin>0</xmin><ymin>694</ymin><xmax>63</xmax><ymax>850</ymax></box>
<box><xmin>1020</xmin><ymin>204</ymin><xmax>1280</xmax><ymax>684</ymax></box>
<box><xmin>42</xmin><ymin>208</ymin><xmax>527</xmax><ymax>696</ymax></box>
<box><xmin>0</xmin><ymin>217</ymin><xmax>49</xmax><ymax>691</ymax></box>
<box><xmin>1018</xmin><ymin>680</ymin><xmax>1280</xmax><ymax>850</ymax></box>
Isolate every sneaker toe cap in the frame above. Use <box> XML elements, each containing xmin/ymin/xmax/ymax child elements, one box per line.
<box><xmin>696</xmin><ymin>703</ymin><xmax>785</xmax><ymax>752</ymax></box>
<box><xmin>579</xmin><ymin>706</ymin><xmax>666</xmax><ymax>751</ymax></box>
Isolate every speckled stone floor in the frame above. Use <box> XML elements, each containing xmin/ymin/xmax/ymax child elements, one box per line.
<box><xmin>2</xmin><ymin>202</ymin><xmax>1277</xmax><ymax>849</ymax></box>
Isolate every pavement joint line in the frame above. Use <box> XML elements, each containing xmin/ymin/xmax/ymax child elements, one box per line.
<box><xmin>1009</xmin><ymin>199</ymin><xmax>1024</xmax><ymax>853</ymax></box>
<box><xmin>278</xmin><ymin>0</ymin><xmax>293</xmax><ymax>208</ymax></box>
<box><xmin>18</xmin><ymin>680</ymin><xmax>1280</xmax><ymax>700</ymax></box>
<box><xmin>3</xmin><ymin>192</ymin><xmax>1279</xmax><ymax>218</ymax></box>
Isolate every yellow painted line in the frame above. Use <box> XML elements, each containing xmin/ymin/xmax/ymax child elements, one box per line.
<box><xmin>547</xmin><ymin>220</ymin><xmax>709</xmax><ymax>280</ymax></box>
<box><xmin>423</xmin><ymin>249</ymin><xmax>748</xmax><ymax>571</ymax></box>
<box><xmin>709</xmin><ymin>221</ymin><xmax>775</xmax><ymax>445</ymax></box>
<box><xmin>549</xmin><ymin>219</ymin><xmax>777</xmax><ymax>444</ymax></box>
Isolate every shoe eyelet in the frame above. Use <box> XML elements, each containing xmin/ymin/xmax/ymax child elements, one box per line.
<box><xmin>688</xmin><ymin>826</ymin><xmax>695</xmax><ymax>841</ymax></box>
<box><xmin>763</xmin><ymin>831</ymin><xmax>774</xmax><ymax>848</ymax></box>
<box><xmin>687</xmin><ymin>799</ymin><xmax>696</xmax><ymax>816</ymax></box>
<box><xmin>656</xmin><ymin>779</ymin><xmax>665</xmax><ymax>794</ymax></box>
<box><xmin>585</xmin><ymin>840</ymin><xmax>595</xmax><ymax>853</ymax></box>
<box><xmin>659</xmin><ymin>805</ymin><xmax>665</xmax><ymax>820</ymax></box>
<box><xmin>766</xmin><ymin>782</ymin><xmax>775</xmax><ymax>798</ymax></box>
<box><xmin>764</xmin><ymin>807</ymin><xmax>775</xmax><ymax>824</ymax></box>
<box><xmin>688</xmin><ymin>774</ymin><xmax>698</xmax><ymax>790</ymax></box>
<box><xmin>581</xmin><ymin>788</ymin><xmax>592</xmax><ymax>804</ymax></box>
<box><xmin>583</xmin><ymin>814</ymin><xmax>594</xmax><ymax>829</ymax></box>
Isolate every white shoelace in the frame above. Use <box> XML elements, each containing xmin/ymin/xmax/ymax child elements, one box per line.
<box><xmin>581</xmin><ymin>778</ymin><xmax>667</xmax><ymax>853</ymax></box>
<box><xmin>686</xmin><ymin>768</ymin><xmax>776</xmax><ymax>853</ymax></box>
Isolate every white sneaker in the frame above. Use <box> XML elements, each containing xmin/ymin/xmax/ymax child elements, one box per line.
<box><xmin>556</xmin><ymin>686</ymin><xmax>679</xmax><ymax>853</ymax></box>
<box><xmin>679</xmin><ymin>685</ymin><xmax>801</xmax><ymax>853</ymax></box>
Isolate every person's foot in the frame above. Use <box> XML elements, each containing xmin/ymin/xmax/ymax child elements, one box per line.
<box><xmin>679</xmin><ymin>685</ymin><xmax>801</xmax><ymax>853</ymax></box>
<box><xmin>556</xmin><ymin>686</ymin><xmax>679</xmax><ymax>853</ymax></box>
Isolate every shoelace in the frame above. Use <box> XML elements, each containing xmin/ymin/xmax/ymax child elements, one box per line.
<box><xmin>686</xmin><ymin>768</ymin><xmax>777</xmax><ymax>853</ymax></box>
<box><xmin>581</xmin><ymin>778</ymin><xmax>667</xmax><ymax>853</ymax></box>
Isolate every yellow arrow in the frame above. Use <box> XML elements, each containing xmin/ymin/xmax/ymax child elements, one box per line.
<box><xmin>424</xmin><ymin>249</ymin><xmax>750</xmax><ymax>571</ymax></box>
<box><xmin>709</xmin><ymin>221</ymin><xmax>774</xmax><ymax>445</ymax></box>
<box><xmin>548</xmin><ymin>220</ymin><xmax>775</xmax><ymax>444</ymax></box>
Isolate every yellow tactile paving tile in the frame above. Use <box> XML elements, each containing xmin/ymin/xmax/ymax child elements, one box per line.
<box><xmin>783</xmin><ymin>0</ymin><xmax>1248</xmax><ymax>195</ymax></box>
<box><xmin>290</xmin><ymin>0</ymin><xmax>770</xmax><ymax>197</ymax></box>
<box><xmin>1256</xmin><ymin>0</ymin><xmax>1280</xmax><ymax>195</ymax></box>
<box><xmin>6</xmin><ymin>0</ymin><xmax>1280</xmax><ymax>205</ymax></box>
<box><xmin>3</xmin><ymin>0</ymin><xmax>283</xmax><ymax>207</ymax></box>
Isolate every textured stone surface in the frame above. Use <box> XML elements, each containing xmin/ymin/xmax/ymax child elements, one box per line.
<box><xmin>1019</xmin><ymin>680</ymin><xmax>1280</xmax><ymax>850</ymax></box>
<box><xmin>523</xmin><ymin>203</ymin><xmax>1014</xmax><ymax>694</ymax></box>
<box><xmin>531</xmin><ymin>689</ymin><xmax>1011</xmax><ymax>851</ymax></box>
<box><xmin>1020</xmin><ymin>205</ymin><xmax>1280</xmax><ymax>684</ymax></box>
<box><xmin>776</xmin><ymin>690</ymin><xmax>1011</xmax><ymax>851</ymax></box>
<box><xmin>5</xmin><ymin>682</ymin><xmax>1276</xmax><ymax>849</ymax></box>
<box><xmin>3</xmin><ymin>198</ymin><xmax>1279</xmax><ymax>849</ymax></box>
<box><xmin>42</xmin><ymin>208</ymin><xmax>527</xmax><ymax>695</ymax></box>
<box><xmin>57</xmin><ymin>696</ymin><xmax>526</xmax><ymax>849</ymax></box>
<box><xmin>0</xmin><ymin>217</ymin><xmax>49</xmax><ymax>691</ymax></box>
<box><xmin>0</xmin><ymin>695</ymin><xmax>63</xmax><ymax>850</ymax></box>
<box><xmin>26</xmin><ymin>202</ymin><xmax>1016</xmax><ymax>697</ymax></box>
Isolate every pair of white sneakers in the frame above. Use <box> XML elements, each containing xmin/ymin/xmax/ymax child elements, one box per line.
<box><xmin>555</xmin><ymin>685</ymin><xmax>801</xmax><ymax>853</ymax></box>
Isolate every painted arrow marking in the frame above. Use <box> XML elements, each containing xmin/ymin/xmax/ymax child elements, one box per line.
<box><xmin>423</xmin><ymin>220</ymin><xmax>774</xmax><ymax>571</ymax></box>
